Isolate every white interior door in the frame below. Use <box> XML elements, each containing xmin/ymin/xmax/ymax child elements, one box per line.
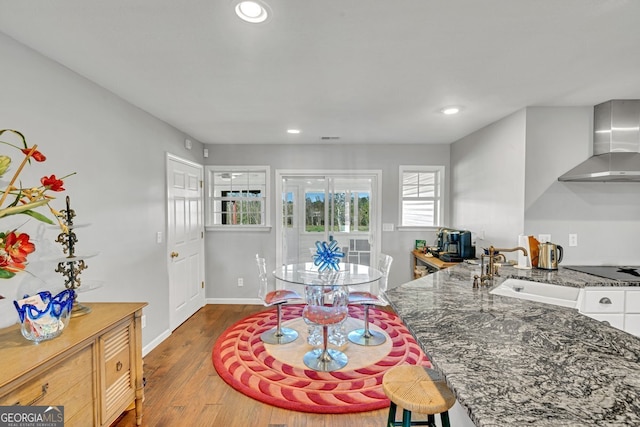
<box><xmin>167</xmin><ymin>154</ymin><xmax>205</xmax><ymax>331</ymax></box>
<box><xmin>277</xmin><ymin>170</ymin><xmax>381</xmax><ymax>267</ymax></box>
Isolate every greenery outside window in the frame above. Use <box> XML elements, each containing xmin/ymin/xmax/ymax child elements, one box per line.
<box><xmin>303</xmin><ymin>190</ymin><xmax>370</xmax><ymax>233</ymax></box>
<box><xmin>206</xmin><ymin>166</ymin><xmax>270</xmax><ymax>229</ymax></box>
<box><xmin>399</xmin><ymin>166</ymin><xmax>444</xmax><ymax>227</ymax></box>
<box><xmin>283</xmin><ymin>191</ymin><xmax>294</xmax><ymax>229</ymax></box>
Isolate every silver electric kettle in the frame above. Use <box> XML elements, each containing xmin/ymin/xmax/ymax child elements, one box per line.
<box><xmin>538</xmin><ymin>242</ymin><xmax>563</xmax><ymax>270</ymax></box>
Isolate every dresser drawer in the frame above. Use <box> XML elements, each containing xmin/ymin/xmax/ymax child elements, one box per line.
<box><xmin>581</xmin><ymin>289</ymin><xmax>625</xmax><ymax>313</ymax></box>
<box><xmin>99</xmin><ymin>320</ymin><xmax>135</xmax><ymax>425</ymax></box>
<box><xmin>66</xmin><ymin>401</ymin><xmax>95</xmax><ymax>427</ymax></box>
<box><xmin>0</xmin><ymin>345</ymin><xmax>93</xmax><ymax>422</ymax></box>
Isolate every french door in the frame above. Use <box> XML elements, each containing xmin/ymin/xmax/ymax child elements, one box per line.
<box><xmin>276</xmin><ymin>170</ymin><xmax>381</xmax><ymax>268</ymax></box>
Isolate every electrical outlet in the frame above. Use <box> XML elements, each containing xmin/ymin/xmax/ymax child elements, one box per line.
<box><xmin>156</xmin><ymin>231</ymin><xmax>162</xmax><ymax>244</ymax></box>
<box><xmin>538</xmin><ymin>234</ymin><xmax>551</xmax><ymax>243</ymax></box>
<box><xmin>142</xmin><ymin>315</ymin><xmax>146</xmax><ymax>328</ymax></box>
<box><xmin>569</xmin><ymin>234</ymin><xmax>578</xmax><ymax>247</ymax></box>
<box><xmin>238</xmin><ymin>277</ymin><xmax>244</xmax><ymax>287</ymax></box>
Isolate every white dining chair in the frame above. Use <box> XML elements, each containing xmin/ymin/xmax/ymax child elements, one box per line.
<box><xmin>347</xmin><ymin>253</ymin><xmax>393</xmax><ymax>346</ymax></box>
<box><xmin>256</xmin><ymin>254</ymin><xmax>302</xmax><ymax>344</ymax></box>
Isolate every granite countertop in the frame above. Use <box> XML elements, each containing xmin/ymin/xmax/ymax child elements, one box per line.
<box><xmin>385</xmin><ymin>263</ymin><xmax>640</xmax><ymax>427</ymax></box>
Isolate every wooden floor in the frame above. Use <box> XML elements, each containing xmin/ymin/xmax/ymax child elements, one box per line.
<box><xmin>112</xmin><ymin>304</ymin><xmax>391</xmax><ymax>427</ymax></box>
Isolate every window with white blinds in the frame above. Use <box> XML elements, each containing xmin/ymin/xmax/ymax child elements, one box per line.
<box><xmin>399</xmin><ymin>166</ymin><xmax>444</xmax><ymax>227</ymax></box>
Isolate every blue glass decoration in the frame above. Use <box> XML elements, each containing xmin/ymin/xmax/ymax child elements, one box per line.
<box><xmin>313</xmin><ymin>240</ymin><xmax>345</xmax><ymax>271</ymax></box>
<box><xmin>13</xmin><ymin>289</ymin><xmax>75</xmax><ymax>343</ymax></box>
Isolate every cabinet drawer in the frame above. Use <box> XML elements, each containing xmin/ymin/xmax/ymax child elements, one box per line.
<box><xmin>581</xmin><ymin>290</ymin><xmax>625</xmax><ymax>313</ymax></box>
<box><xmin>625</xmin><ymin>291</ymin><xmax>640</xmax><ymax>313</ymax></box>
<box><xmin>0</xmin><ymin>345</ymin><xmax>93</xmax><ymax>423</ymax></box>
<box><xmin>100</xmin><ymin>320</ymin><xmax>135</xmax><ymax>424</ymax></box>
<box><xmin>583</xmin><ymin>313</ymin><xmax>624</xmax><ymax>330</ymax></box>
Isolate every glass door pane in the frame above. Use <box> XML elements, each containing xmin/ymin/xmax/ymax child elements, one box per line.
<box><xmin>279</xmin><ymin>173</ymin><xmax>376</xmax><ymax>266</ymax></box>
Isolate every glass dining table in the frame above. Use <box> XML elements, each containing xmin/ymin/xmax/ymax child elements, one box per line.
<box><xmin>273</xmin><ymin>262</ymin><xmax>382</xmax><ymax>371</ymax></box>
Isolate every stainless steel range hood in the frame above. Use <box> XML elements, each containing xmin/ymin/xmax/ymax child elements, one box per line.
<box><xmin>558</xmin><ymin>100</ymin><xmax>640</xmax><ymax>182</ymax></box>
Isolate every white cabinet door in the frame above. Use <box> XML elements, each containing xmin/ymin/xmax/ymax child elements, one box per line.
<box><xmin>624</xmin><ymin>314</ymin><xmax>640</xmax><ymax>337</ymax></box>
<box><xmin>625</xmin><ymin>291</ymin><xmax>640</xmax><ymax>313</ymax></box>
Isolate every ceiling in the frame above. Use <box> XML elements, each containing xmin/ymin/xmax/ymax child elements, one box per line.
<box><xmin>1</xmin><ymin>0</ymin><xmax>640</xmax><ymax>145</ymax></box>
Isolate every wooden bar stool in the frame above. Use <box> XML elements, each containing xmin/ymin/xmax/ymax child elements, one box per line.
<box><xmin>382</xmin><ymin>365</ymin><xmax>456</xmax><ymax>427</ymax></box>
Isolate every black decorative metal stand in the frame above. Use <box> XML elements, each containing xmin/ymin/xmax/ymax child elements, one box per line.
<box><xmin>55</xmin><ymin>196</ymin><xmax>91</xmax><ymax>316</ymax></box>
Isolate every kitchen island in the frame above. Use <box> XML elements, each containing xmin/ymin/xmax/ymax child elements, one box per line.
<box><xmin>385</xmin><ymin>262</ymin><xmax>640</xmax><ymax>427</ymax></box>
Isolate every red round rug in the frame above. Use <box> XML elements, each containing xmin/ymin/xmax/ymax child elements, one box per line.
<box><xmin>212</xmin><ymin>304</ymin><xmax>430</xmax><ymax>414</ymax></box>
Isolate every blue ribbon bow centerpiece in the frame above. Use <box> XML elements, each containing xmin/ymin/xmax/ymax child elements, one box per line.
<box><xmin>313</xmin><ymin>240</ymin><xmax>345</xmax><ymax>271</ymax></box>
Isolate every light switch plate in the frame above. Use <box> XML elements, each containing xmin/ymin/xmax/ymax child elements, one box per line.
<box><xmin>383</xmin><ymin>223</ymin><xmax>394</xmax><ymax>231</ymax></box>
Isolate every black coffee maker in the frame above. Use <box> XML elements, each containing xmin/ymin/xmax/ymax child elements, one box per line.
<box><xmin>435</xmin><ymin>228</ymin><xmax>475</xmax><ymax>262</ymax></box>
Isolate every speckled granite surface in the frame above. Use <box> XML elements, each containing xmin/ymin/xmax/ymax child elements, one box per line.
<box><xmin>385</xmin><ymin>263</ymin><xmax>640</xmax><ymax>427</ymax></box>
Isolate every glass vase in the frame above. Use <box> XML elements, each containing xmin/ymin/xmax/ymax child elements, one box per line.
<box><xmin>13</xmin><ymin>289</ymin><xmax>75</xmax><ymax>343</ymax></box>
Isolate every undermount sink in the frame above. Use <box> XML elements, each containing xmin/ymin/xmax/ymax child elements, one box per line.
<box><xmin>490</xmin><ymin>278</ymin><xmax>580</xmax><ymax>308</ymax></box>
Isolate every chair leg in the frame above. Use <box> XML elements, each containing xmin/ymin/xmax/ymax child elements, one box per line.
<box><xmin>275</xmin><ymin>304</ymin><xmax>284</xmax><ymax>336</ymax></box>
<box><xmin>387</xmin><ymin>401</ymin><xmax>397</xmax><ymax>427</ymax></box>
<box><xmin>362</xmin><ymin>304</ymin><xmax>372</xmax><ymax>336</ymax></box>
<box><xmin>259</xmin><ymin>304</ymin><xmax>298</xmax><ymax>345</ymax></box>
<box><xmin>440</xmin><ymin>411</ymin><xmax>451</xmax><ymax>427</ymax></box>
<box><xmin>402</xmin><ymin>409</ymin><xmax>411</xmax><ymax>427</ymax></box>
<box><xmin>302</xmin><ymin>324</ymin><xmax>348</xmax><ymax>371</ymax></box>
<box><xmin>347</xmin><ymin>304</ymin><xmax>386</xmax><ymax>346</ymax></box>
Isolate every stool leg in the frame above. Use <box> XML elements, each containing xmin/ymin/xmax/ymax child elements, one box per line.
<box><xmin>387</xmin><ymin>401</ymin><xmax>397</xmax><ymax>427</ymax></box>
<box><xmin>402</xmin><ymin>409</ymin><xmax>411</xmax><ymax>427</ymax></box>
<box><xmin>440</xmin><ymin>411</ymin><xmax>451</xmax><ymax>427</ymax></box>
<box><xmin>428</xmin><ymin>414</ymin><xmax>435</xmax><ymax>426</ymax></box>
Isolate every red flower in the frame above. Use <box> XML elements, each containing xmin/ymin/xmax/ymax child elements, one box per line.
<box><xmin>21</xmin><ymin>147</ymin><xmax>46</xmax><ymax>162</ymax></box>
<box><xmin>1</xmin><ymin>231</ymin><xmax>35</xmax><ymax>272</ymax></box>
<box><xmin>41</xmin><ymin>175</ymin><xmax>65</xmax><ymax>192</ymax></box>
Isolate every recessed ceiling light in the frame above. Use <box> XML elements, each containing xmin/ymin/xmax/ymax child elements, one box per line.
<box><xmin>287</xmin><ymin>129</ymin><xmax>301</xmax><ymax>134</ymax></box>
<box><xmin>441</xmin><ymin>106</ymin><xmax>462</xmax><ymax>115</ymax></box>
<box><xmin>235</xmin><ymin>1</ymin><xmax>270</xmax><ymax>24</ymax></box>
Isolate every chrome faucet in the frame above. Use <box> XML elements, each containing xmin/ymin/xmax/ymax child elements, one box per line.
<box><xmin>473</xmin><ymin>245</ymin><xmax>528</xmax><ymax>288</ymax></box>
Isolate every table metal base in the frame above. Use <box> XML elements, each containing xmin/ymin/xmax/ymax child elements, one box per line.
<box><xmin>348</xmin><ymin>328</ymin><xmax>386</xmax><ymax>346</ymax></box>
<box><xmin>303</xmin><ymin>348</ymin><xmax>348</xmax><ymax>372</ymax></box>
<box><xmin>261</xmin><ymin>327</ymin><xmax>298</xmax><ymax>345</ymax></box>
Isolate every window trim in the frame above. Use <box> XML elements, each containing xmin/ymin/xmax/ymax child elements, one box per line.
<box><xmin>205</xmin><ymin>165</ymin><xmax>271</xmax><ymax>231</ymax></box>
<box><xmin>398</xmin><ymin>165</ymin><xmax>445</xmax><ymax>229</ymax></box>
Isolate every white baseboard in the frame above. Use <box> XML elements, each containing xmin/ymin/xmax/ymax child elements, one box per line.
<box><xmin>206</xmin><ymin>297</ymin><xmax>263</xmax><ymax>305</ymax></box>
<box><xmin>142</xmin><ymin>328</ymin><xmax>171</xmax><ymax>357</ymax></box>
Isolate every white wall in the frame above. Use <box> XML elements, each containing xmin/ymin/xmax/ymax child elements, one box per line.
<box><xmin>450</xmin><ymin>109</ymin><xmax>527</xmax><ymax>252</ymax></box>
<box><xmin>0</xmin><ymin>33</ymin><xmax>204</xmax><ymax>349</ymax></box>
<box><xmin>524</xmin><ymin>107</ymin><xmax>640</xmax><ymax>264</ymax></box>
<box><xmin>204</xmin><ymin>143</ymin><xmax>451</xmax><ymax>300</ymax></box>
<box><xmin>452</xmin><ymin>106</ymin><xmax>640</xmax><ymax>265</ymax></box>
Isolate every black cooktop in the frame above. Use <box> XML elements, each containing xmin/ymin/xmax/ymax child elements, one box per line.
<box><xmin>563</xmin><ymin>266</ymin><xmax>640</xmax><ymax>282</ymax></box>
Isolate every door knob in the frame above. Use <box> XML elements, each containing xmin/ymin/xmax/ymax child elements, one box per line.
<box><xmin>171</xmin><ymin>251</ymin><xmax>179</xmax><ymax>258</ymax></box>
